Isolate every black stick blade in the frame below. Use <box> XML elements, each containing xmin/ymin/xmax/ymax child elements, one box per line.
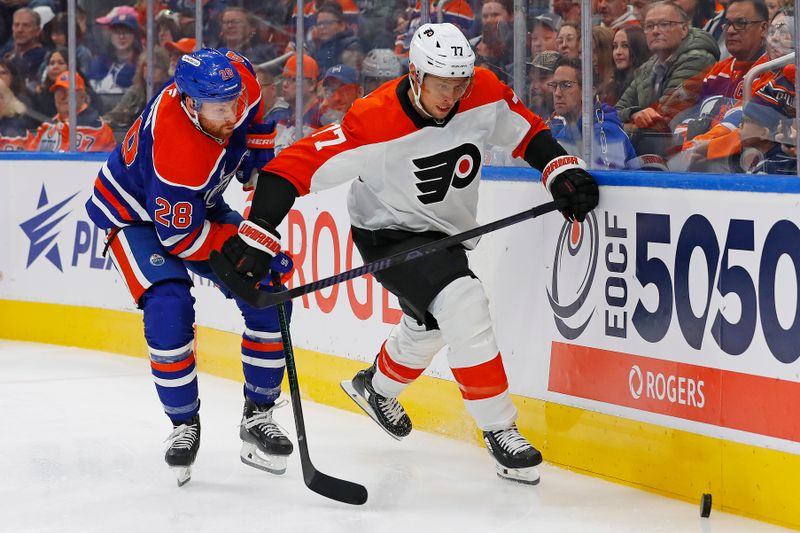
<box><xmin>305</xmin><ymin>469</ymin><xmax>368</xmax><ymax>505</ymax></box>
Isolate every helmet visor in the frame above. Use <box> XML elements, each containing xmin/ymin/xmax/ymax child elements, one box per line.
<box><xmin>195</xmin><ymin>87</ymin><xmax>247</xmax><ymax>123</ymax></box>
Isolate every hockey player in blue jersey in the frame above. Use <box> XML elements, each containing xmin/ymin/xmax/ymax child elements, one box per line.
<box><xmin>85</xmin><ymin>47</ymin><xmax>295</xmax><ymax>486</ymax></box>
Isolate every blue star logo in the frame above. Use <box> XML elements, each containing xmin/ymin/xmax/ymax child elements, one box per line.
<box><xmin>19</xmin><ymin>185</ymin><xmax>80</xmax><ymax>271</ymax></box>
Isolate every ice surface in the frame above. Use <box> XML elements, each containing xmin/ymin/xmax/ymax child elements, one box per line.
<box><xmin>0</xmin><ymin>340</ymin><xmax>788</xmax><ymax>533</ymax></box>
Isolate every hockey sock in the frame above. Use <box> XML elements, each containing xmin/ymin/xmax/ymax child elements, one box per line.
<box><xmin>240</xmin><ymin>327</ymin><xmax>285</xmax><ymax>404</ymax></box>
<box><xmin>239</xmin><ymin>301</ymin><xmax>290</xmax><ymax>405</ymax></box>
<box><xmin>430</xmin><ymin>276</ymin><xmax>517</xmax><ymax>431</ymax></box>
<box><xmin>142</xmin><ymin>281</ymin><xmax>199</xmax><ymax>423</ymax></box>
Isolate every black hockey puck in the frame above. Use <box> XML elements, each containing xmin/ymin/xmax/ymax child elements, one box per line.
<box><xmin>700</xmin><ymin>493</ymin><xmax>712</xmax><ymax>518</ymax></box>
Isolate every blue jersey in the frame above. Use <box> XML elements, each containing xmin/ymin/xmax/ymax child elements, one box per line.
<box><xmin>86</xmin><ymin>50</ymin><xmax>264</xmax><ymax>262</ymax></box>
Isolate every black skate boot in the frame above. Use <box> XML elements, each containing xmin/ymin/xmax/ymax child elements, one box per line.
<box><xmin>239</xmin><ymin>397</ymin><xmax>293</xmax><ymax>474</ymax></box>
<box><xmin>164</xmin><ymin>413</ymin><xmax>201</xmax><ymax>487</ymax></box>
<box><xmin>483</xmin><ymin>424</ymin><xmax>542</xmax><ymax>485</ymax></box>
<box><xmin>341</xmin><ymin>363</ymin><xmax>412</xmax><ymax>440</ymax></box>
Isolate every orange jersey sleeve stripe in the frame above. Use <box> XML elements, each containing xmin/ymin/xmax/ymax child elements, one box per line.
<box><xmin>151</xmin><ymin>352</ymin><xmax>195</xmax><ymax>372</ymax></box>
<box><xmin>265</xmin><ymin>79</ymin><xmax>419</xmax><ymax>196</ymax></box>
<box><xmin>451</xmin><ymin>353</ymin><xmax>509</xmax><ymax>400</ymax></box>
<box><xmin>377</xmin><ymin>343</ymin><xmax>426</xmax><ymax>384</ymax></box>
<box><xmin>94</xmin><ymin>176</ymin><xmax>133</xmax><ymax>221</ymax></box>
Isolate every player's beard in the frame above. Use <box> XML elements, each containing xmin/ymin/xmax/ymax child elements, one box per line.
<box><xmin>199</xmin><ymin>115</ymin><xmax>236</xmax><ymax>141</ymax></box>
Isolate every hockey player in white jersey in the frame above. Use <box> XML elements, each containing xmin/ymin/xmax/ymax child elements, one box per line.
<box><xmin>215</xmin><ymin>23</ymin><xmax>599</xmax><ymax>485</ymax></box>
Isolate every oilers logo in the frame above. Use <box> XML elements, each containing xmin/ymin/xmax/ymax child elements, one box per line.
<box><xmin>412</xmin><ymin>143</ymin><xmax>481</xmax><ymax>204</ymax></box>
<box><xmin>547</xmin><ymin>212</ymin><xmax>599</xmax><ymax>339</ymax></box>
<box><xmin>37</xmin><ymin>125</ymin><xmax>62</xmax><ymax>153</ymax></box>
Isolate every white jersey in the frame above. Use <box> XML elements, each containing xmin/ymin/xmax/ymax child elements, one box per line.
<box><xmin>264</xmin><ymin>68</ymin><xmax>548</xmax><ymax>242</ymax></box>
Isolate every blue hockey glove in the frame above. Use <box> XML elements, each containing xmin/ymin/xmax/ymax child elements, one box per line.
<box><xmin>269</xmin><ymin>251</ymin><xmax>294</xmax><ymax>284</ymax></box>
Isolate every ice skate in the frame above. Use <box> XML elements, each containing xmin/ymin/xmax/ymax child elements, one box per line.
<box><xmin>483</xmin><ymin>424</ymin><xmax>542</xmax><ymax>485</ymax></box>
<box><xmin>164</xmin><ymin>414</ymin><xmax>201</xmax><ymax>487</ymax></box>
<box><xmin>239</xmin><ymin>398</ymin><xmax>293</xmax><ymax>474</ymax></box>
<box><xmin>341</xmin><ymin>363</ymin><xmax>412</xmax><ymax>440</ymax></box>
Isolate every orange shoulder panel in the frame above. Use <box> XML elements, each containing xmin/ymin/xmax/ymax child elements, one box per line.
<box><xmin>152</xmin><ymin>87</ymin><xmax>226</xmax><ymax>190</ymax></box>
<box><xmin>265</xmin><ymin>78</ymin><xmax>416</xmax><ymax>195</ymax></box>
<box><xmin>458</xmin><ymin>67</ymin><xmax>508</xmax><ymax>112</ymax></box>
<box><xmin>344</xmin><ymin>78</ymin><xmax>418</xmax><ymax>144</ymax></box>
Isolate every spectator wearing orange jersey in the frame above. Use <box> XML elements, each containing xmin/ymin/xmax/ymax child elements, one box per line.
<box><xmin>673</xmin><ymin>0</ymin><xmax>767</xmax><ymax>144</ymax></box>
<box><xmin>395</xmin><ymin>0</ymin><xmax>475</xmax><ymax>57</ymax></box>
<box><xmin>28</xmin><ymin>71</ymin><xmax>115</xmax><ymax>152</ymax></box>
<box><xmin>292</xmin><ymin>0</ymin><xmax>360</xmax><ymax>37</ymax></box>
<box><xmin>677</xmin><ymin>7</ymin><xmax>793</xmax><ymax>167</ymax></box>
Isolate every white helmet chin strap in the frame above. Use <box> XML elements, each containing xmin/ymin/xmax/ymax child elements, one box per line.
<box><xmin>180</xmin><ymin>97</ymin><xmax>226</xmax><ymax>144</ymax></box>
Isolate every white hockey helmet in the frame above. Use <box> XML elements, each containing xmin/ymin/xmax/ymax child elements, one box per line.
<box><xmin>362</xmin><ymin>48</ymin><xmax>403</xmax><ymax>79</ymax></box>
<box><xmin>408</xmin><ymin>22</ymin><xmax>475</xmax><ymax>82</ymax></box>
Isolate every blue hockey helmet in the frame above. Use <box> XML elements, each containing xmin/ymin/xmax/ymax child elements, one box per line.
<box><xmin>174</xmin><ymin>47</ymin><xmax>242</xmax><ymax>103</ymax></box>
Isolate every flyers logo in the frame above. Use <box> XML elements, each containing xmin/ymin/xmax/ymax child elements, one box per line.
<box><xmin>412</xmin><ymin>143</ymin><xmax>481</xmax><ymax>204</ymax></box>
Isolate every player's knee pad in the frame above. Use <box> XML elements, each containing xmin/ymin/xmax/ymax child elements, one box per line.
<box><xmin>385</xmin><ymin>314</ymin><xmax>445</xmax><ymax>366</ymax></box>
<box><xmin>141</xmin><ymin>281</ymin><xmax>196</xmax><ymax>350</ymax></box>
<box><xmin>429</xmin><ymin>276</ymin><xmax>498</xmax><ymax>367</ymax></box>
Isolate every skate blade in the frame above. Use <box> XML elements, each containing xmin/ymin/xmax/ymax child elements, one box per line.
<box><xmin>172</xmin><ymin>466</ymin><xmax>192</xmax><ymax>487</ymax></box>
<box><xmin>340</xmin><ymin>379</ymin><xmax>402</xmax><ymax>441</ymax></box>
<box><xmin>240</xmin><ymin>442</ymin><xmax>288</xmax><ymax>475</ymax></box>
<box><xmin>495</xmin><ymin>463</ymin><xmax>540</xmax><ymax>485</ymax></box>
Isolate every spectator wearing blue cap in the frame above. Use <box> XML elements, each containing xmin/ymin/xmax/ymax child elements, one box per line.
<box><xmin>86</xmin><ymin>13</ymin><xmax>142</xmax><ymax>97</ymax></box>
<box><xmin>320</xmin><ymin>63</ymin><xmax>362</xmax><ymax>125</ymax></box>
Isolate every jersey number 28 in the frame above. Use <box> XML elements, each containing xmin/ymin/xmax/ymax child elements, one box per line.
<box><xmin>154</xmin><ymin>197</ymin><xmax>193</xmax><ymax>229</ymax></box>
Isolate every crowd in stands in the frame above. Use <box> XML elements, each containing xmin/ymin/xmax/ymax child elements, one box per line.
<box><xmin>0</xmin><ymin>0</ymin><xmax>795</xmax><ymax>174</ymax></box>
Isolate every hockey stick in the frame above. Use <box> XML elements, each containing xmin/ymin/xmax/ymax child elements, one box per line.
<box><xmin>272</xmin><ymin>272</ymin><xmax>369</xmax><ymax>505</ymax></box>
<box><xmin>211</xmin><ymin>200</ymin><xmax>559</xmax><ymax>309</ymax></box>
